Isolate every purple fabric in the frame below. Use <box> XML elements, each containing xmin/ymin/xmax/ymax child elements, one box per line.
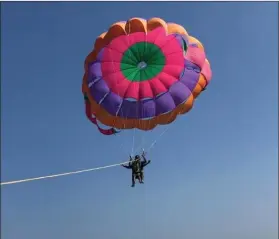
<box><xmin>169</xmin><ymin>81</ymin><xmax>191</xmax><ymax>105</ymax></box>
<box><xmin>88</xmin><ymin>62</ymin><xmax>102</xmax><ymax>80</ymax></box>
<box><xmin>87</xmin><ymin>35</ymin><xmax>201</xmax><ymax>119</ymax></box>
<box><xmin>185</xmin><ymin>59</ymin><xmax>200</xmax><ymax>73</ymax></box>
<box><xmin>88</xmin><ymin>77</ymin><xmax>195</xmax><ymax>119</ymax></box>
<box><xmin>173</xmin><ymin>34</ymin><xmax>185</xmax><ymax>46</ymax></box>
<box><xmin>173</xmin><ymin>33</ymin><xmax>190</xmax><ymax>46</ymax></box>
<box><xmin>180</xmin><ymin>60</ymin><xmax>200</xmax><ymax>92</ymax></box>
<box><xmin>96</xmin><ymin>48</ymin><xmax>104</xmax><ymax>61</ymax></box>
<box><xmin>90</xmin><ymin>79</ymin><xmax>110</xmax><ymax>103</ymax></box>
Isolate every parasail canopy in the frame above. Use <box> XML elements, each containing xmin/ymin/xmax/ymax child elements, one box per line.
<box><xmin>82</xmin><ymin>17</ymin><xmax>212</xmax><ymax>135</ymax></box>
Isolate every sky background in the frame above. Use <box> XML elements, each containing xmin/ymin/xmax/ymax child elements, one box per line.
<box><xmin>1</xmin><ymin>2</ymin><xmax>278</xmax><ymax>239</ymax></box>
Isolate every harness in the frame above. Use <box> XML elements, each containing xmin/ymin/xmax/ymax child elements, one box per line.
<box><xmin>131</xmin><ymin>160</ymin><xmax>141</xmax><ymax>174</ymax></box>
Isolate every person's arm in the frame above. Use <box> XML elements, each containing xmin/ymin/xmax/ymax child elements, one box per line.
<box><xmin>121</xmin><ymin>164</ymin><xmax>131</xmax><ymax>169</ymax></box>
<box><xmin>129</xmin><ymin>155</ymin><xmax>136</xmax><ymax>166</ymax></box>
<box><xmin>142</xmin><ymin>153</ymin><xmax>147</xmax><ymax>161</ymax></box>
<box><xmin>142</xmin><ymin>160</ymin><xmax>151</xmax><ymax>167</ymax></box>
<box><xmin>142</xmin><ymin>154</ymin><xmax>149</xmax><ymax>163</ymax></box>
<box><xmin>141</xmin><ymin>153</ymin><xmax>151</xmax><ymax>167</ymax></box>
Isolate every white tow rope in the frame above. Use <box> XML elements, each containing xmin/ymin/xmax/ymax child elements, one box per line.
<box><xmin>1</xmin><ymin>125</ymin><xmax>171</xmax><ymax>187</ymax></box>
<box><xmin>1</xmin><ymin>161</ymin><xmax>129</xmax><ymax>186</ymax></box>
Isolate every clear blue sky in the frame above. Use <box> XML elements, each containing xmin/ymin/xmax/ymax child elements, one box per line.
<box><xmin>1</xmin><ymin>2</ymin><xmax>278</xmax><ymax>239</ymax></box>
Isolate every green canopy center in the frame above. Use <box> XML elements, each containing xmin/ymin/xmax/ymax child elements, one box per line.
<box><xmin>120</xmin><ymin>42</ymin><xmax>166</xmax><ymax>82</ymax></box>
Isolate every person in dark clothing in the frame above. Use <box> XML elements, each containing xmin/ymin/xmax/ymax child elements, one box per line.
<box><xmin>121</xmin><ymin>153</ymin><xmax>151</xmax><ymax>187</ymax></box>
<box><xmin>139</xmin><ymin>152</ymin><xmax>151</xmax><ymax>183</ymax></box>
<box><xmin>121</xmin><ymin>155</ymin><xmax>141</xmax><ymax>187</ymax></box>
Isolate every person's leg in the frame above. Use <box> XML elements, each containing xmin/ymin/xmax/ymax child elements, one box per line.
<box><xmin>140</xmin><ymin>172</ymin><xmax>144</xmax><ymax>183</ymax></box>
<box><xmin>137</xmin><ymin>173</ymin><xmax>142</xmax><ymax>183</ymax></box>
<box><xmin>131</xmin><ymin>173</ymin><xmax>135</xmax><ymax>187</ymax></box>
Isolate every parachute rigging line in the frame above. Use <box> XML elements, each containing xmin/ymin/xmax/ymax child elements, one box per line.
<box><xmin>146</xmin><ymin>126</ymin><xmax>170</xmax><ymax>152</ymax></box>
<box><xmin>131</xmin><ymin>128</ymin><xmax>136</xmax><ymax>156</ymax></box>
<box><xmin>133</xmin><ymin>125</ymin><xmax>171</xmax><ymax>156</ymax></box>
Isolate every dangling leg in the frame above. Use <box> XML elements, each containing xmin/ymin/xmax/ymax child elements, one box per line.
<box><xmin>140</xmin><ymin>172</ymin><xmax>144</xmax><ymax>183</ymax></box>
<box><xmin>131</xmin><ymin>173</ymin><xmax>135</xmax><ymax>187</ymax></box>
<box><xmin>137</xmin><ymin>173</ymin><xmax>142</xmax><ymax>183</ymax></box>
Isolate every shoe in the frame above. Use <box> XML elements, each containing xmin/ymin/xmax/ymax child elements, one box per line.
<box><xmin>131</xmin><ymin>184</ymin><xmax>135</xmax><ymax>187</ymax></box>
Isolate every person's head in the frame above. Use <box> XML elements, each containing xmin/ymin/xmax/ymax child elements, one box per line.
<box><xmin>135</xmin><ymin>155</ymin><xmax>140</xmax><ymax>160</ymax></box>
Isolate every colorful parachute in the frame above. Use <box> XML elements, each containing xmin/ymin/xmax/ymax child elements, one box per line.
<box><xmin>82</xmin><ymin>17</ymin><xmax>212</xmax><ymax>135</ymax></box>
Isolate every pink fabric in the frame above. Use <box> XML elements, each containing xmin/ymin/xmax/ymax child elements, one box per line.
<box><xmin>101</xmin><ymin>27</ymin><xmax>184</xmax><ymax>100</ymax></box>
<box><xmin>185</xmin><ymin>45</ymin><xmax>206</xmax><ymax>69</ymax></box>
<box><xmin>201</xmin><ymin>60</ymin><xmax>212</xmax><ymax>83</ymax></box>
